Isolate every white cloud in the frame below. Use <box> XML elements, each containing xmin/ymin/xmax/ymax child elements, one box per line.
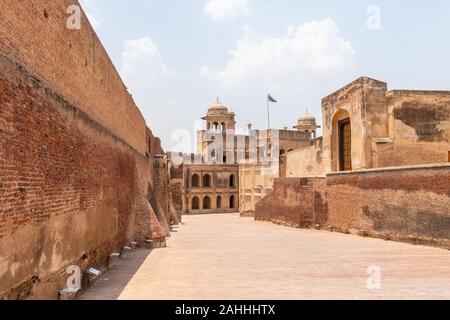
<box><xmin>204</xmin><ymin>0</ymin><xmax>250</xmax><ymax>22</ymax></box>
<box><xmin>119</xmin><ymin>37</ymin><xmax>178</xmax><ymax>145</ymax></box>
<box><xmin>120</xmin><ymin>37</ymin><xmax>174</xmax><ymax>83</ymax></box>
<box><xmin>86</xmin><ymin>12</ymin><xmax>100</xmax><ymax>29</ymax></box>
<box><xmin>201</xmin><ymin>19</ymin><xmax>355</xmax><ymax>86</ymax></box>
<box><xmin>79</xmin><ymin>0</ymin><xmax>101</xmax><ymax>30</ymax></box>
<box><xmin>79</xmin><ymin>0</ymin><xmax>95</xmax><ymax>6</ymax></box>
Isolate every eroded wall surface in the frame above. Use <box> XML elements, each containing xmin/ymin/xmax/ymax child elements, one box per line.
<box><xmin>326</xmin><ymin>165</ymin><xmax>450</xmax><ymax>245</ymax></box>
<box><xmin>169</xmin><ymin>162</ymin><xmax>184</xmax><ymax>221</ymax></box>
<box><xmin>287</xmin><ymin>78</ymin><xmax>450</xmax><ymax>178</ymax></box>
<box><xmin>375</xmin><ymin>91</ymin><xmax>450</xmax><ymax>167</ymax></box>
<box><xmin>321</xmin><ymin>77</ymin><xmax>388</xmax><ymax>172</ymax></box>
<box><xmin>0</xmin><ymin>0</ymin><xmax>148</xmax><ymax>154</ymax></box>
<box><xmin>286</xmin><ymin>138</ymin><xmax>324</xmax><ymax>177</ymax></box>
<box><xmin>239</xmin><ymin>163</ymin><xmax>279</xmax><ymax>216</ymax></box>
<box><xmin>0</xmin><ymin>1</ymin><xmax>171</xmax><ymax>299</ymax></box>
<box><xmin>255</xmin><ymin>164</ymin><xmax>450</xmax><ymax>249</ymax></box>
<box><xmin>255</xmin><ymin>178</ymin><xmax>327</xmax><ymax>228</ymax></box>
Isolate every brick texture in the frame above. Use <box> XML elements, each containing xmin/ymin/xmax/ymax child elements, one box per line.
<box><xmin>255</xmin><ymin>178</ymin><xmax>327</xmax><ymax>228</ymax></box>
<box><xmin>255</xmin><ymin>166</ymin><xmax>450</xmax><ymax>249</ymax></box>
<box><xmin>0</xmin><ymin>1</ymin><xmax>173</xmax><ymax>300</ymax></box>
<box><xmin>0</xmin><ymin>0</ymin><xmax>148</xmax><ymax>154</ymax></box>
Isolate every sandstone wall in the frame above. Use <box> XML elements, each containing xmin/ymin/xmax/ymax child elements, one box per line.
<box><xmin>321</xmin><ymin>77</ymin><xmax>388</xmax><ymax>172</ymax></box>
<box><xmin>286</xmin><ymin>138</ymin><xmax>324</xmax><ymax>177</ymax></box>
<box><xmin>239</xmin><ymin>163</ymin><xmax>278</xmax><ymax>216</ymax></box>
<box><xmin>374</xmin><ymin>91</ymin><xmax>450</xmax><ymax>168</ymax></box>
<box><xmin>255</xmin><ymin>164</ymin><xmax>450</xmax><ymax>249</ymax></box>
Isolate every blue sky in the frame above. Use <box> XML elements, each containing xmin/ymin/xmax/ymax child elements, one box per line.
<box><xmin>79</xmin><ymin>0</ymin><xmax>450</xmax><ymax>152</ymax></box>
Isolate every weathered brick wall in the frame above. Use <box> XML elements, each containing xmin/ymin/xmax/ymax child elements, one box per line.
<box><xmin>326</xmin><ymin>165</ymin><xmax>450</xmax><ymax>247</ymax></box>
<box><xmin>286</xmin><ymin>138</ymin><xmax>324</xmax><ymax>177</ymax></box>
<box><xmin>0</xmin><ymin>51</ymin><xmax>166</xmax><ymax>299</ymax></box>
<box><xmin>255</xmin><ymin>178</ymin><xmax>327</xmax><ymax>228</ymax></box>
<box><xmin>168</xmin><ymin>156</ymin><xmax>184</xmax><ymax>220</ymax></box>
<box><xmin>255</xmin><ymin>165</ymin><xmax>450</xmax><ymax>249</ymax></box>
<box><xmin>374</xmin><ymin>91</ymin><xmax>450</xmax><ymax>168</ymax></box>
<box><xmin>0</xmin><ymin>1</ymin><xmax>173</xmax><ymax>300</ymax></box>
<box><xmin>0</xmin><ymin>0</ymin><xmax>148</xmax><ymax>154</ymax></box>
<box><xmin>153</xmin><ymin>156</ymin><xmax>171</xmax><ymax>223</ymax></box>
<box><xmin>169</xmin><ymin>179</ymin><xmax>183</xmax><ymax>221</ymax></box>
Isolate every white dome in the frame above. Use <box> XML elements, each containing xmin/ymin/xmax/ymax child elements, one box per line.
<box><xmin>297</xmin><ymin>112</ymin><xmax>317</xmax><ymax>125</ymax></box>
<box><xmin>207</xmin><ymin>98</ymin><xmax>228</xmax><ymax>115</ymax></box>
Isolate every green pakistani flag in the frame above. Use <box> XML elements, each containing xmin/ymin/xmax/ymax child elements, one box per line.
<box><xmin>268</xmin><ymin>94</ymin><xmax>278</xmax><ymax>103</ymax></box>
<box><xmin>266</xmin><ymin>94</ymin><xmax>278</xmax><ymax>129</ymax></box>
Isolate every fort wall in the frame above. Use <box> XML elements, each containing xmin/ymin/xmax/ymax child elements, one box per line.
<box><xmin>256</xmin><ymin>164</ymin><xmax>450</xmax><ymax>249</ymax></box>
<box><xmin>0</xmin><ymin>1</ymin><xmax>170</xmax><ymax>299</ymax></box>
<box><xmin>0</xmin><ymin>0</ymin><xmax>148</xmax><ymax>155</ymax></box>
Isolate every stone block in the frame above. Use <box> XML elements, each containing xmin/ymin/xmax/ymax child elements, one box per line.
<box><xmin>121</xmin><ymin>246</ymin><xmax>132</xmax><ymax>258</ymax></box>
<box><xmin>130</xmin><ymin>241</ymin><xmax>138</xmax><ymax>249</ymax></box>
<box><xmin>108</xmin><ymin>252</ymin><xmax>120</xmax><ymax>268</ymax></box>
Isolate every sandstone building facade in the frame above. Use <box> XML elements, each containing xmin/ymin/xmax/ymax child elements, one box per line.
<box><xmin>183</xmin><ymin>163</ymin><xmax>240</xmax><ymax>214</ymax></box>
<box><xmin>257</xmin><ymin>77</ymin><xmax>450</xmax><ymax>250</ymax></box>
<box><xmin>286</xmin><ymin>77</ymin><xmax>450</xmax><ymax>177</ymax></box>
<box><xmin>171</xmin><ymin>99</ymin><xmax>319</xmax><ymax>216</ymax></box>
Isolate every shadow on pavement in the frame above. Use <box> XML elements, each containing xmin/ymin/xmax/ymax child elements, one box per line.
<box><xmin>77</xmin><ymin>249</ymin><xmax>153</xmax><ymax>300</ymax></box>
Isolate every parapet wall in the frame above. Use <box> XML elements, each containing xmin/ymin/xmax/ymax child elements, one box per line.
<box><xmin>255</xmin><ymin>164</ymin><xmax>450</xmax><ymax>249</ymax></box>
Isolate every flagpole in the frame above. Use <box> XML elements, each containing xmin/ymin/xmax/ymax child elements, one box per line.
<box><xmin>267</xmin><ymin>95</ymin><xmax>270</xmax><ymax>130</ymax></box>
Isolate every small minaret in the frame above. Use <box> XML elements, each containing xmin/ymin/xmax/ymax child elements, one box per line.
<box><xmin>202</xmin><ymin>98</ymin><xmax>236</xmax><ymax>134</ymax></box>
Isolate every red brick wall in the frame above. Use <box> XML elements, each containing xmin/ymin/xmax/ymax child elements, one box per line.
<box><xmin>153</xmin><ymin>157</ymin><xmax>170</xmax><ymax>219</ymax></box>
<box><xmin>0</xmin><ymin>50</ymin><xmax>167</xmax><ymax>299</ymax></box>
<box><xmin>0</xmin><ymin>0</ymin><xmax>172</xmax><ymax>300</ymax></box>
<box><xmin>255</xmin><ymin>165</ymin><xmax>450</xmax><ymax>248</ymax></box>
<box><xmin>326</xmin><ymin>165</ymin><xmax>450</xmax><ymax>246</ymax></box>
<box><xmin>0</xmin><ymin>0</ymin><xmax>148</xmax><ymax>155</ymax></box>
<box><xmin>255</xmin><ymin>178</ymin><xmax>327</xmax><ymax>228</ymax></box>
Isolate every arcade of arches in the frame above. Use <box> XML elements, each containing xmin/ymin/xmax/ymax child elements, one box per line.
<box><xmin>178</xmin><ymin>164</ymin><xmax>240</xmax><ymax>214</ymax></box>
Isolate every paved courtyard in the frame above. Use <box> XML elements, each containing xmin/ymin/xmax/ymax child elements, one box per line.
<box><xmin>79</xmin><ymin>213</ymin><xmax>450</xmax><ymax>300</ymax></box>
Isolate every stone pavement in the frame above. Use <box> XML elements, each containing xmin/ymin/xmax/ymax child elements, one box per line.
<box><xmin>78</xmin><ymin>213</ymin><xmax>450</xmax><ymax>300</ymax></box>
